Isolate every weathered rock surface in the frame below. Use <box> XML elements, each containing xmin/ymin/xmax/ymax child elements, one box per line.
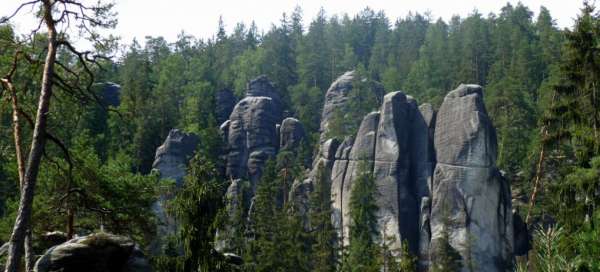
<box><xmin>373</xmin><ymin>93</ymin><xmax>419</xmax><ymax>253</ymax></box>
<box><xmin>152</xmin><ymin>129</ymin><xmax>199</xmax><ymax>186</ymax></box>
<box><xmin>150</xmin><ymin>129</ymin><xmax>198</xmax><ymax>254</ymax></box>
<box><xmin>428</xmin><ymin>84</ymin><xmax>513</xmax><ymax>271</ymax></box>
<box><xmin>330</xmin><ymin>137</ymin><xmax>353</xmax><ymax>242</ymax></box>
<box><xmin>318</xmin><ymin>71</ymin><xmax>384</xmax><ymax>144</ymax></box>
<box><xmin>34</xmin><ymin>233</ymin><xmax>151</xmax><ymax>272</ymax></box>
<box><xmin>279</xmin><ymin>117</ymin><xmax>306</xmax><ymax>151</ymax></box>
<box><xmin>224</xmin><ymin>76</ymin><xmax>283</xmax><ymax>188</ymax></box>
<box><xmin>319</xmin><ymin>71</ymin><xmax>355</xmax><ymax>143</ymax></box>
<box><xmin>326</xmin><ymin>91</ymin><xmax>434</xmax><ymax>255</ymax></box>
<box><xmin>216</xmin><ymin>88</ymin><xmax>237</xmax><ymax>125</ymax></box>
<box><xmin>340</xmin><ymin>112</ymin><xmax>380</xmax><ymax>245</ymax></box>
<box><xmin>225</xmin><ymin>96</ymin><xmax>281</xmax><ymax>188</ymax></box>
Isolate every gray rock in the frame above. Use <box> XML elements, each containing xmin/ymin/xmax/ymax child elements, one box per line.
<box><xmin>225</xmin><ymin>96</ymin><xmax>281</xmax><ymax>188</ymax></box>
<box><xmin>279</xmin><ymin>118</ymin><xmax>306</xmax><ymax>151</ymax></box>
<box><xmin>150</xmin><ymin>129</ymin><xmax>198</xmax><ymax>255</ymax></box>
<box><xmin>434</xmin><ymin>84</ymin><xmax>497</xmax><ymax>167</ymax></box>
<box><xmin>419</xmin><ymin>197</ymin><xmax>431</xmax><ymax>270</ymax></box>
<box><xmin>152</xmin><ymin>129</ymin><xmax>199</xmax><ymax>186</ymax></box>
<box><xmin>320</xmin><ymin>71</ymin><xmax>355</xmax><ymax>143</ymax></box>
<box><xmin>34</xmin><ymin>233</ymin><xmax>151</xmax><ymax>272</ymax></box>
<box><xmin>372</xmin><ymin>92</ymin><xmax>413</xmax><ymax>252</ymax></box>
<box><xmin>318</xmin><ymin>71</ymin><xmax>384</xmax><ymax>144</ymax></box>
<box><xmin>216</xmin><ymin>88</ymin><xmax>237</xmax><ymax>125</ymax></box>
<box><xmin>330</xmin><ymin>136</ymin><xmax>354</xmax><ymax>243</ymax></box>
<box><xmin>429</xmin><ymin>84</ymin><xmax>513</xmax><ymax>271</ymax></box>
<box><xmin>340</xmin><ymin>112</ymin><xmax>380</xmax><ymax>246</ymax></box>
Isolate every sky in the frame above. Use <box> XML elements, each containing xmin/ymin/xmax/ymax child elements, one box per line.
<box><xmin>1</xmin><ymin>0</ymin><xmax>582</xmax><ymax>46</ymax></box>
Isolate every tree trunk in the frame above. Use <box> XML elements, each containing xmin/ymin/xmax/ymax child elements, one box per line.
<box><xmin>4</xmin><ymin>2</ymin><xmax>57</xmax><ymax>271</ymax></box>
<box><xmin>8</xmin><ymin>71</ymin><xmax>36</xmax><ymax>272</ymax></box>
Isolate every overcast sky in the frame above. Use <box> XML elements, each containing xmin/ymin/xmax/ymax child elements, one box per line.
<box><xmin>1</xmin><ymin>0</ymin><xmax>582</xmax><ymax>46</ymax></box>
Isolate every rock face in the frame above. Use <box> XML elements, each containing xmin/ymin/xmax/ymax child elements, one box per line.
<box><xmin>150</xmin><ymin>129</ymin><xmax>198</xmax><ymax>254</ymax></box>
<box><xmin>34</xmin><ymin>233</ymin><xmax>151</xmax><ymax>272</ymax></box>
<box><xmin>226</xmin><ymin>96</ymin><xmax>281</xmax><ymax>188</ymax></box>
<box><xmin>320</xmin><ymin>71</ymin><xmax>355</xmax><ymax>143</ymax></box>
<box><xmin>152</xmin><ymin>129</ymin><xmax>199</xmax><ymax>186</ymax></box>
<box><xmin>216</xmin><ymin>88</ymin><xmax>237</xmax><ymax>125</ymax></box>
<box><xmin>326</xmin><ymin>91</ymin><xmax>435</xmax><ymax>254</ymax></box>
<box><xmin>428</xmin><ymin>84</ymin><xmax>513</xmax><ymax>271</ymax></box>
<box><xmin>219</xmin><ymin>75</ymin><xmax>307</xmax><ymax>252</ymax></box>
<box><xmin>279</xmin><ymin>118</ymin><xmax>306</xmax><ymax>151</ymax></box>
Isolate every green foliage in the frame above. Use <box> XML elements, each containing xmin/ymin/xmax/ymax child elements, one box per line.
<box><xmin>244</xmin><ymin>160</ymin><xmax>311</xmax><ymax>272</ymax></box>
<box><xmin>309</xmin><ymin>162</ymin><xmax>338</xmax><ymax>272</ymax></box>
<box><xmin>342</xmin><ymin>160</ymin><xmax>380</xmax><ymax>272</ymax></box>
<box><xmin>155</xmin><ymin>153</ymin><xmax>231</xmax><ymax>272</ymax></box>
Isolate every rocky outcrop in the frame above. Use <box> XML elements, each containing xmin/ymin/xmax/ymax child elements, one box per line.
<box><xmin>340</xmin><ymin>112</ymin><xmax>380</xmax><ymax>245</ymax></box>
<box><xmin>150</xmin><ymin>129</ymin><xmax>198</xmax><ymax>254</ymax></box>
<box><xmin>225</xmin><ymin>96</ymin><xmax>281</xmax><ymax>188</ymax></box>
<box><xmin>34</xmin><ymin>233</ymin><xmax>151</xmax><ymax>272</ymax></box>
<box><xmin>326</xmin><ymin>91</ymin><xmax>434</xmax><ymax>255</ymax></box>
<box><xmin>279</xmin><ymin>118</ymin><xmax>306</xmax><ymax>151</ymax></box>
<box><xmin>216</xmin><ymin>88</ymin><xmax>237</xmax><ymax>125</ymax></box>
<box><xmin>318</xmin><ymin>71</ymin><xmax>384</xmax><ymax>144</ymax></box>
<box><xmin>219</xmin><ymin>75</ymin><xmax>308</xmax><ymax>252</ymax></box>
<box><xmin>152</xmin><ymin>129</ymin><xmax>199</xmax><ymax>186</ymax></box>
<box><xmin>428</xmin><ymin>84</ymin><xmax>513</xmax><ymax>271</ymax></box>
<box><xmin>320</xmin><ymin>71</ymin><xmax>355</xmax><ymax>143</ymax></box>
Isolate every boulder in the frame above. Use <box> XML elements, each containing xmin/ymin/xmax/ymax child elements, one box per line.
<box><xmin>216</xmin><ymin>88</ymin><xmax>237</xmax><ymax>125</ymax></box>
<box><xmin>34</xmin><ymin>233</ymin><xmax>151</xmax><ymax>272</ymax></box>
<box><xmin>429</xmin><ymin>84</ymin><xmax>513</xmax><ymax>271</ymax></box>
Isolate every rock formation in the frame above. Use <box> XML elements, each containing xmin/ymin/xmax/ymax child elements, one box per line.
<box><xmin>218</xmin><ymin>75</ymin><xmax>306</xmax><ymax>252</ymax></box>
<box><xmin>279</xmin><ymin>117</ymin><xmax>306</xmax><ymax>151</ymax></box>
<box><xmin>428</xmin><ymin>84</ymin><xmax>513</xmax><ymax>271</ymax></box>
<box><xmin>327</xmin><ymin>91</ymin><xmax>433</xmax><ymax>254</ymax></box>
<box><xmin>315</xmin><ymin>81</ymin><xmax>513</xmax><ymax>270</ymax></box>
<box><xmin>152</xmin><ymin>129</ymin><xmax>199</xmax><ymax>186</ymax></box>
<box><xmin>223</xmin><ymin>76</ymin><xmax>285</xmax><ymax>189</ymax></box>
<box><xmin>320</xmin><ymin>71</ymin><xmax>355</xmax><ymax>143</ymax></box>
<box><xmin>150</xmin><ymin>129</ymin><xmax>198</xmax><ymax>254</ymax></box>
<box><xmin>34</xmin><ymin>233</ymin><xmax>151</xmax><ymax>272</ymax></box>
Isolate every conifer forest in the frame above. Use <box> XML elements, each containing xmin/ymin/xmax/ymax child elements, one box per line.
<box><xmin>0</xmin><ymin>1</ymin><xmax>599</xmax><ymax>271</ymax></box>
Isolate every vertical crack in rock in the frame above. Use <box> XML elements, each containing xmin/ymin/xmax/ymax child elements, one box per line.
<box><xmin>429</xmin><ymin>84</ymin><xmax>513</xmax><ymax>271</ymax></box>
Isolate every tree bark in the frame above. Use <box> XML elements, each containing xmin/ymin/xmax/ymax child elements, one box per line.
<box><xmin>4</xmin><ymin>1</ymin><xmax>57</xmax><ymax>271</ymax></box>
<box><xmin>8</xmin><ymin>71</ymin><xmax>35</xmax><ymax>272</ymax></box>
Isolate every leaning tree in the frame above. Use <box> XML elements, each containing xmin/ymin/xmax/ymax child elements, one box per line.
<box><xmin>0</xmin><ymin>1</ymin><xmax>116</xmax><ymax>271</ymax></box>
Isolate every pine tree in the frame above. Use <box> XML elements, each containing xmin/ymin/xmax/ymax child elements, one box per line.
<box><xmin>342</xmin><ymin>160</ymin><xmax>380</xmax><ymax>272</ymax></box>
<box><xmin>309</xmin><ymin>161</ymin><xmax>338</xmax><ymax>272</ymax></box>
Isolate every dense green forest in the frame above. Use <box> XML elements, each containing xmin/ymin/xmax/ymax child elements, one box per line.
<box><xmin>0</xmin><ymin>0</ymin><xmax>599</xmax><ymax>271</ymax></box>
